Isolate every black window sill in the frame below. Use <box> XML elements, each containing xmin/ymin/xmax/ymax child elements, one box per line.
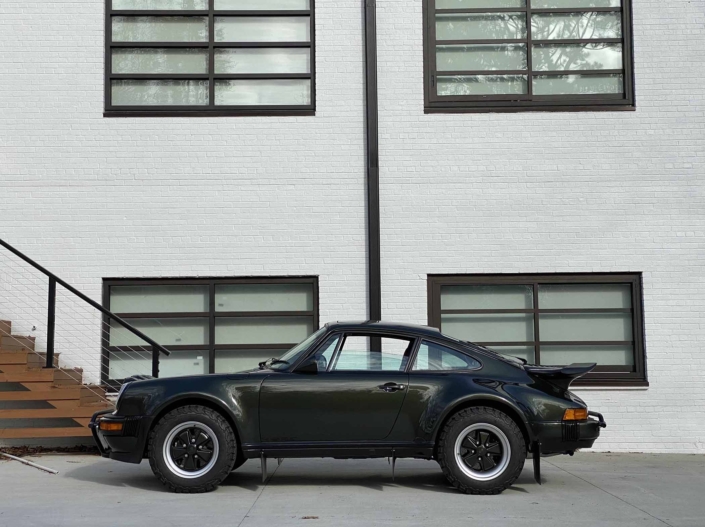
<box><xmin>104</xmin><ymin>109</ymin><xmax>316</xmax><ymax>118</ymax></box>
<box><xmin>571</xmin><ymin>380</ymin><xmax>649</xmax><ymax>388</ymax></box>
<box><xmin>425</xmin><ymin>105</ymin><xmax>636</xmax><ymax>114</ymax></box>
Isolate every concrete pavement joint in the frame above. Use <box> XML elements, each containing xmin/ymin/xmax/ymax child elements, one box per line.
<box><xmin>236</xmin><ymin>460</ymin><xmax>283</xmax><ymax>527</ymax></box>
<box><xmin>544</xmin><ymin>459</ymin><xmax>675</xmax><ymax>527</ymax></box>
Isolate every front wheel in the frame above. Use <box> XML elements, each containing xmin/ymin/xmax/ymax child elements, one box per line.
<box><xmin>148</xmin><ymin>405</ymin><xmax>237</xmax><ymax>493</ymax></box>
<box><xmin>438</xmin><ymin>407</ymin><xmax>526</xmax><ymax>494</ymax></box>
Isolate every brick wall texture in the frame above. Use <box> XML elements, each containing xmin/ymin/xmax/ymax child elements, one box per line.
<box><xmin>1</xmin><ymin>0</ymin><xmax>704</xmax><ymax>452</ymax></box>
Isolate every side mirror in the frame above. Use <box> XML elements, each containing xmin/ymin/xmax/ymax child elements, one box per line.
<box><xmin>296</xmin><ymin>357</ymin><xmax>319</xmax><ymax>374</ymax></box>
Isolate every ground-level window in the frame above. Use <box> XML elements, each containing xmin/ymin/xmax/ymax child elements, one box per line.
<box><xmin>428</xmin><ymin>274</ymin><xmax>646</xmax><ymax>386</ymax></box>
<box><xmin>423</xmin><ymin>0</ymin><xmax>634</xmax><ymax>112</ymax></box>
<box><xmin>103</xmin><ymin>277</ymin><xmax>318</xmax><ymax>381</ymax></box>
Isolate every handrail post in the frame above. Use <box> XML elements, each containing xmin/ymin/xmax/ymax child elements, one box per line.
<box><xmin>46</xmin><ymin>277</ymin><xmax>56</xmax><ymax>369</ymax></box>
<box><xmin>152</xmin><ymin>347</ymin><xmax>159</xmax><ymax>378</ymax></box>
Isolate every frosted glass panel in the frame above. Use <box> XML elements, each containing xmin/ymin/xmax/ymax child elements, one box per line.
<box><xmin>109</xmin><ymin>318</ymin><xmax>209</xmax><ymax>346</ymax></box>
<box><xmin>109</xmin><ymin>350</ymin><xmax>209</xmax><ymax>379</ymax></box>
<box><xmin>534</xmin><ymin>74</ymin><xmax>623</xmax><ymax>95</ymax></box>
<box><xmin>110</xmin><ymin>285</ymin><xmax>209</xmax><ymax>313</ymax></box>
<box><xmin>436</xmin><ymin>44</ymin><xmax>527</xmax><ymax>72</ymax></box>
<box><xmin>541</xmin><ymin>345</ymin><xmax>634</xmax><ymax>366</ymax></box>
<box><xmin>216</xmin><ymin>0</ymin><xmax>310</xmax><ymax>8</ymax></box>
<box><xmin>215</xmin><ymin>79</ymin><xmax>311</xmax><ymax>105</ymax></box>
<box><xmin>215</xmin><ymin>48</ymin><xmax>310</xmax><ymax>73</ymax></box>
<box><xmin>215</xmin><ymin>17</ymin><xmax>310</xmax><ymax>42</ymax></box>
<box><xmin>437</xmin><ymin>75</ymin><xmax>527</xmax><ymax>95</ymax></box>
<box><xmin>112</xmin><ymin>80</ymin><xmax>209</xmax><ymax>105</ymax></box>
<box><xmin>490</xmin><ymin>345</ymin><xmax>535</xmax><ymax>363</ymax></box>
<box><xmin>436</xmin><ymin>13</ymin><xmax>527</xmax><ymax>41</ymax></box>
<box><xmin>441</xmin><ymin>313</ymin><xmax>534</xmax><ymax>342</ymax></box>
<box><xmin>215</xmin><ymin>284</ymin><xmax>313</xmax><ymax>312</ymax></box>
<box><xmin>436</xmin><ymin>0</ymin><xmax>525</xmax><ymax>7</ymax></box>
<box><xmin>533</xmin><ymin>43</ymin><xmax>622</xmax><ymax>71</ymax></box>
<box><xmin>112</xmin><ymin>16</ymin><xmax>208</xmax><ymax>42</ymax></box>
<box><xmin>113</xmin><ymin>0</ymin><xmax>208</xmax><ymax>8</ymax></box>
<box><xmin>215</xmin><ymin>350</ymin><xmax>279</xmax><ymax>373</ymax></box>
<box><xmin>108</xmin><ymin>351</ymin><xmax>152</xmax><ymax>379</ymax></box>
<box><xmin>112</xmin><ymin>48</ymin><xmax>208</xmax><ymax>74</ymax></box>
<box><xmin>441</xmin><ymin>285</ymin><xmax>533</xmax><ymax>310</ymax></box>
<box><xmin>540</xmin><ymin>313</ymin><xmax>633</xmax><ymax>341</ymax></box>
<box><xmin>538</xmin><ymin>284</ymin><xmax>631</xmax><ymax>309</ymax></box>
<box><xmin>533</xmin><ymin>0</ymin><xmax>620</xmax><ymax>7</ymax></box>
<box><xmin>532</xmin><ymin>13</ymin><xmax>621</xmax><ymax>40</ymax></box>
<box><xmin>215</xmin><ymin>317</ymin><xmax>313</xmax><ymax>344</ymax></box>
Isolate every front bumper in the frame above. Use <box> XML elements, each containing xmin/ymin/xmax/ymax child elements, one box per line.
<box><xmin>88</xmin><ymin>410</ymin><xmax>152</xmax><ymax>464</ymax></box>
<box><xmin>533</xmin><ymin>411</ymin><xmax>607</xmax><ymax>455</ymax></box>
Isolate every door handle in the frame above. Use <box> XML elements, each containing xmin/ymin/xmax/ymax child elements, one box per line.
<box><xmin>377</xmin><ymin>383</ymin><xmax>406</xmax><ymax>393</ymax></box>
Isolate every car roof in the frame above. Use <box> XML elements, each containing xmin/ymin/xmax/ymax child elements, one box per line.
<box><xmin>324</xmin><ymin>320</ymin><xmax>445</xmax><ymax>340</ymax></box>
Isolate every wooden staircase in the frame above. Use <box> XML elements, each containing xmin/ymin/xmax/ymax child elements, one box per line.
<box><xmin>0</xmin><ymin>320</ymin><xmax>113</xmax><ymax>445</ymax></box>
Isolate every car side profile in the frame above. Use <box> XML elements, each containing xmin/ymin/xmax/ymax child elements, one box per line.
<box><xmin>90</xmin><ymin>321</ymin><xmax>606</xmax><ymax>494</ymax></box>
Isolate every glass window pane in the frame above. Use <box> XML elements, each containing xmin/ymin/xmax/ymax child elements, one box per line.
<box><xmin>113</xmin><ymin>0</ymin><xmax>208</xmax><ymax>8</ymax></box>
<box><xmin>490</xmin><ymin>345</ymin><xmax>536</xmax><ymax>363</ymax></box>
<box><xmin>109</xmin><ymin>318</ymin><xmax>209</xmax><ymax>346</ymax></box>
<box><xmin>112</xmin><ymin>16</ymin><xmax>208</xmax><ymax>42</ymax></box>
<box><xmin>215</xmin><ymin>79</ymin><xmax>311</xmax><ymax>106</ymax></box>
<box><xmin>539</xmin><ymin>313</ymin><xmax>633</xmax><ymax>341</ymax></box>
<box><xmin>532</xmin><ymin>0</ymin><xmax>620</xmax><ymax>7</ymax></box>
<box><xmin>109</xmin><ymin>350</ymin><xmax>209</xmax><ymax>379</ymax></box>
<box><xmin>215</xmin><ymin>284</ymin><xmax>313</xmax><ymax>312</ymax></box>
<box><xmin>436</xmin><ymin>44</ymin><xmax>527</xmax><ymax>72</ymax></box>
<box><xmin>538</xmin><ymin>284</ymin><xmax>632</xmax><ymax>309</ymax></box>
<box><xmin>437</xmin><ymin>75</ymin><xmax>527</xmax><ymax>95</ymax></box>
<box><xmin>534</xmin><ymin>73</ymin><xmax>623</xmax><ymax>95</ymax></box>
<box><xmin>441</xmin><ymin>285</ymin><xmax>533</xmax><ymax>310</ymax></box>
<box><xmin>112</xmin><ymin>48</ymin><xmax>209</xmax><ymax>74</ymax></box>
<box><xmin>441</xmin><ymin>313</ymin><xmax>534</xmax><ymax>342</ymax></box>
<box><xmin>436</xmin><ymin>13</ymin><xmax>527</xmax><ymax>41</ymax></box>
<box><xmin>412</xmin><ymin>341</ymin><xmax>481</xmax><ymax>371</ymax></box>
<box><xmin>215</xmin><ymin>349</ymin><xmax>280</xmax><ymax>373</ymax></box>
<box><xmin>532</xmin><ymin>43</ymin><xmax>622</xmax><ymax>71</ymax></box>
<box><xmin>215</xmin><ymin>0</ymin><xmax>310</xmax><ymax>8</ymax></box>
<box><xmin>332</xmin><ymin>336</ymin><xmax>413</xmax><ymax>371</ymax></box>
<box><xmin>109</xmin><ymin>350</ymin><xmax>152</xmax><ymax>379</ymax></box>
<box><xmin>311</xmin><ymin>335</ymin><xmax>340</xmax><ymax>371</ymax></box>
<box><xmin>541</xmin><ymin>345</ymin><xmax>634</xmax><ymax>366</ymax></box>
<box><xmin>215</xmin><ymin>317</ymin><xmax>313</xmax><ymax>345</ymax></box>
<box><xmin>112</xmin><ymin>80</ymin><xmax>209</xmax><ymax>106</ymax></box>
<box><xmin>436</xmin><ymin>0</ymin><xmax>525</xmax><ymax>7</ymax></box>
<box><xmin>215</xmin><ymin>48</ymin><xmax>310</xmax><ymax>74</ymax></box>
<box><xmin>215</xmin><ymin>17</ymin><xmax>310</xmax><ymax>42</ymax></box>
<box><xmin>110</xmin><ymin>285</ymin><xmax>209</xmax><ymax>313</ymax></box>
<box><xmin>532</xmin><ymin>13</ymin><xmax>622</xmax><ymax>40</ymax></box>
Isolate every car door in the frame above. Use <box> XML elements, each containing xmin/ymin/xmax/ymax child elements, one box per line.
<box><xmin>259</xmin><ymin>332</ymin><xmax>415</xmax><ymax>442</ymax></box>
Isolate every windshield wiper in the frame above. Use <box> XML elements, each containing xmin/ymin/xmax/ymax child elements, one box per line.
<box><xmin>258</xmin><ymin>358</ymin><xmax>290</xmax><ymax>370</ymax></box>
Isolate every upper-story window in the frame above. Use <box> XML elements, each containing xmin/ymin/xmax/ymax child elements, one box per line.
<box><xmin>423</xmin><ymin>0</ymin><xmax>634</xmax><ymax>112</ymax></box>
<box><xmin>105</xmin><ymin>0</ymin><xmax>315</xmax><ymax>116</ymax></box>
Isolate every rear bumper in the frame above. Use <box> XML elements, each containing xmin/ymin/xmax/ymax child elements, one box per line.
<box><xmin>89</xmin><ymin>410</ymin><xmax>151</xmax><ymax>464</ymax></box>
<box><xmin>533</xmin><ymin>412</ymin><xmax>606</xmax><ymax>455</ymax></box>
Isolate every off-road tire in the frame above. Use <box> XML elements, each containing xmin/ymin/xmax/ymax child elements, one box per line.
<box><xmin>438</xmin><ymin>407</ymin><xmax>526</xmax><ymax>495</ymax></box>
<box><xmin>148</xmin><ymin>405</ymin><xmax>237</xmax><ymax>493</ymax></box>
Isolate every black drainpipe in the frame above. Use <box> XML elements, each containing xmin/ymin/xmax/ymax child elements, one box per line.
<box><xmin>364</xmin><ymin>0</ymin><xmax>381</xmax><ymax>322</ymax></box>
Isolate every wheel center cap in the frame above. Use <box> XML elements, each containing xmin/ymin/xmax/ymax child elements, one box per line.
<box><xmin>187</xmin><ymin>446</ymin><xmax>197</xmax><ymax>455</ymax></box>
<box><xmin>477</xmin><ymin>446</ymin><xmax>486</xmax><ymax>455</ymax></box>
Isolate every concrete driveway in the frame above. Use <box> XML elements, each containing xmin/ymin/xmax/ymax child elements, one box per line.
<box><xmin>0</xmin><ymin>453</ymin><xmax>703</xmax><ymax>527</ymax></box>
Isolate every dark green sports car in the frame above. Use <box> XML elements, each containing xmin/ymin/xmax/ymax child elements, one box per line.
<box><xmin>90</xmin><ymin>321</ymin><xmax>606</xmax><ymax>494</ymax></box>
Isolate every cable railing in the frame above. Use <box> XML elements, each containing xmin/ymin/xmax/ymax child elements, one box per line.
<box><xmin>0</xmin><ymin>238</ymin><xmax>171</xmax><ymax>393</ymax></box>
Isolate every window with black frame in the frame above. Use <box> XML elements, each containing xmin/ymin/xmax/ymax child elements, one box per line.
<box><xmin>424</xmin><ymin>0</ymin><xmax>634</xmax><ymax>112</ymax></box>
<box><xmin>103</xmin><ymin>277</ymin><xmax>318</xmax><ymax>382</ymax></box>
<box><xmin>105</xmin><ymin>0</ymin><xmax>315</xmax><ymax>116</ymax></box>
<box><xmin>428</xmin><ymin>274</ymin><xmax>646</xmax><ymax>386</ymax></box>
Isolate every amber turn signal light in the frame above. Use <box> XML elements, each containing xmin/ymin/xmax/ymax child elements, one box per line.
<box><xmin>99</xmin><ymin>420</ymin><xmax>124</xmax><ymax>432</ymax></box>
<box><xmin>563</xmin><ymin>408</ymin><xmax>588</xmax><ymax>421</ymax></box>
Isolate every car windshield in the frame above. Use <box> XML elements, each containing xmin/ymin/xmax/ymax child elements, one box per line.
<box><xmin>266</xmin><ymin>328</ymin><xmax>327</xmax><ymax>371</ymax></box>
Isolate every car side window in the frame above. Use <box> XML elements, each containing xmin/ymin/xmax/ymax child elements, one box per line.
<box><xmin>412</xmin><ymin>341</ymin><xmax>480</xmax><ymax>371</ymax></box>
<box><xmin>311</xmin><ymin>335</ymin><xmax>340</xmax><ymax>372</ymax></box>
<box><xmin>330</xmin><ymin>334</ymin><xmax>414</xmax><ymax>372</ymax></box>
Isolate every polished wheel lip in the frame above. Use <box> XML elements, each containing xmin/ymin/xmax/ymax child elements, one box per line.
<box><xmin>454</xmin><ymin>423</ymin><xmax>511</xmax><ymax>482</ymax></box>
<box><xmin>163</xmin><ymin>421</ymin><xmax>220</xmax><ymax>479</ymax></box>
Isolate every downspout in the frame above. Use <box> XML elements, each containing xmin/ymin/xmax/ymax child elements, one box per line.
<box><xmin>364</xmin><ymin>0</ymin><xmax>382</xmax><ymax>322</ymax></box>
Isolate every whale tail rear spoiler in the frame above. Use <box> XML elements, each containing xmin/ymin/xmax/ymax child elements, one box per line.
<box><xmin>524</xmin><ymin>363</ymin><xmax>597</xmax><ymax>390</ymax></box>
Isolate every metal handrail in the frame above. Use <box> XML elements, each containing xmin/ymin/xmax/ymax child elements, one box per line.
<box><xmin>0</xmin><ymin>238</ymin><xmax>170</xmax><ymax>377</ymax></box>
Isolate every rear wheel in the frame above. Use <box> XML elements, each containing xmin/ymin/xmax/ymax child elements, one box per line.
<box><xmin>149</xmin><ymin>405</ymin><xmax>237</xmax><ymax>493</ymax></box>
<box><xmin>438</xmin><ymin>407</ymin><xmax>526</xmax><ymax>494</ymax></box>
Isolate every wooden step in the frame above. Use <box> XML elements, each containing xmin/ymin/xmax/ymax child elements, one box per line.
<box><xmin>0</xmin><ymin>387</ymin><xmax>83</xmax><ymax>401</ymax></box>
<box><xmin>0</xmin><ymin>336</ymin><xmax>35</xmax><ymax>351</ymax></box>
<box><xmin>0</xmin><ymin>320</ymin><xmax>11</xmax><ymax>336</ymax></box>
<box><xmin>0</xmin><ymin>352</ymin><xmax>29</xmax><ymax>365</ymax></box>
<box><xmin>0</xmin><ymin>407</ymin><xmax>108</xmax><ymax>419</ymax></box>
<box><xmin>0</xmin><ymin>369</ymin><xmax>55</xmax><ymax>383</ymax></box>
<box><xmin>53</xmin><ymin>368</ymin><xmax>83</xmax><ymax>386</ymax></box>
<box><xmin>0</xmin><ymin>427</ymin><xmax>93</xmax><ymax>439</ymax></box>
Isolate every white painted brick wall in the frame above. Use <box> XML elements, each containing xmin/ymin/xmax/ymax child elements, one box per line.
<box><xmin>377</xmin><ymin>0</ymin><xmax>705</xmax><ymax>453</ymax></box>
<box><xmin>1</xmin><ymin>0</ymin><xmax>704</xmax><ymax>453</ymax></box>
